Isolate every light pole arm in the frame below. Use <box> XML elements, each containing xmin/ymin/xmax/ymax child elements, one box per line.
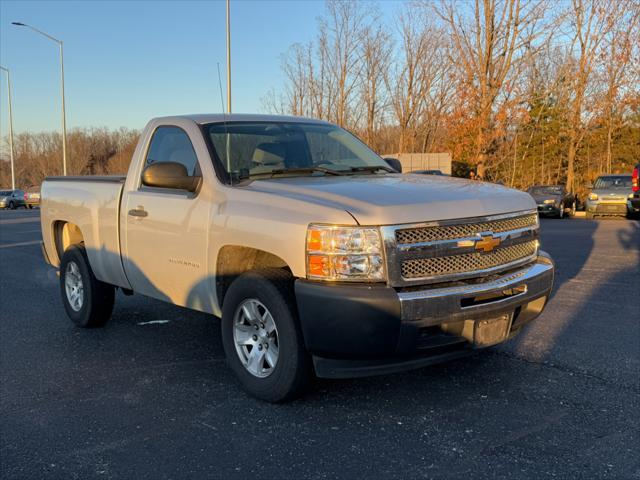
<box><xmin>13</xmin><ymin>23</ymin><xmax>62</xmax><ymax>45</ymax></box>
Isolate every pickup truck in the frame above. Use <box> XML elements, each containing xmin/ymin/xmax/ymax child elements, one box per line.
<box><xmin>41</xmin><ymin>114</ymin><xmax>554</xmax><ymax>402</ymax></box>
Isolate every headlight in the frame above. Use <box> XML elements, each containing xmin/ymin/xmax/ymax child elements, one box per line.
<box><xmin>543</xmin><ymin>199</ymin><xmax>555</xmax><ymax>204</ymax></box>
<box><xmin>629</xmin><ymin>193</ymin><xmax>634</xmax><ymax>199</ymax></box>
<box><xmin>306</xmin><ymin>224</ymin><xmax>386</xmax><ymax>281</ymax></box>
<box><xmin>588</xmin><ymin>193</ymin><xmax>598</xmax><ymax>201</ymax></box>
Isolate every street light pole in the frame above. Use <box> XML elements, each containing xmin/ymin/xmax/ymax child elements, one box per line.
<box><xmin>226</xmin><ymin>0</ymin><xmax>232</xmax><ymax>114</ymax></box>
<box><xmin>12</xmin><ymin>22</ymin><xmax>67</xmax><ymax>176</ymax></box>
<box><xmin>0</xmin><ymin>66</ymin><xmax>16</xmax><ymax>189</ymax></box>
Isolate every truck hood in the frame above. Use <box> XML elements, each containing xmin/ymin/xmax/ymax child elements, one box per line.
<box><xmin>242</xmin><ymin>173</ymin><xmax>535</xmax><ymax>225</ymax></box>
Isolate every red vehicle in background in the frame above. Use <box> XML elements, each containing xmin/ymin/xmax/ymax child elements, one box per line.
<box><xmin>629</xmin><ymin>164</ymin><xmax>640</xmax><ymax>218</ymax></box>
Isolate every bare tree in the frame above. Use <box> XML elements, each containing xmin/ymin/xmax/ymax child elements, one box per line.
<box><xmin>563</xmin><ymin>0</ymin><xmax>616</xmax><ymax>190</ymax></box>
<box><xmin>435</xmin><ymin>0</ymin><xmax>546</xmax><ymax>178</ymax></box>
<box><xmin>359</xmin><ymin>22</ymin><xmax>392</xmax><ymax>146</ymax></box>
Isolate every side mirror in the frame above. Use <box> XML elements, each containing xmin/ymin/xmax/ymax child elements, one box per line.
<box><xmin>383</xmin><ymin>157</ymin><xmax>402</xmax><ymax>173</ymax></box>
<box><xmin>141</xmin><ymin>162</ymin><xmax>200</xmax><ymax>192</ymax></box>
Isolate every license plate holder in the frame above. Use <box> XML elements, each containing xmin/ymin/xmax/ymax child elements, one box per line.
<box><xmin>474</xmin><ymin>313</ymin><xmax>512</xmax><ymax>346</ymax></box>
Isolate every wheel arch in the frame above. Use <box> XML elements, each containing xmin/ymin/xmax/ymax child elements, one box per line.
<box><xmin>53</xmin><ymin>221</ymin><xmax>85</xmax><ymax>261</ymax></box>
<box><xmin>216</xmin><ymin>245</ymin><xmax>291</xmax><ymax>308</ymax></box>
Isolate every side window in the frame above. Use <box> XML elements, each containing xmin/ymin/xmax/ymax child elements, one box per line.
<box><xmin>145</xmin><ymin>126</ymin><xmax>199</xmax><ymax>176</ymax></box>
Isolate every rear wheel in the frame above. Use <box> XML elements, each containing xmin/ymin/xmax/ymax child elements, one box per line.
<box><xmin>60</xmin><ymin>245</ymin><xmax>115</xmax><ymax>327</ymax></box>
<box><xmin>569</xmin><ymin>201</ymin><xmax>576</xmax><ymax>217</ymax></box>
<box><xmin>221</xmin><ymin>268</ymin><xmax>311</xmax><ymax>402</ymax></box>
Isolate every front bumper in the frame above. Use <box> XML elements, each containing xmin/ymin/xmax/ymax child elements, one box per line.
<box><xmin>295</xmin><ymin>252</ymin><xmax>554</xmax><ymax>378</ymax></box>
<box><xmin>537</xmin><ymin>203</ymin><xmax>560</xmax><ymax>215</ymax></box>
<box><xmin>586</xmin><ymin>200</ymin><xmax>628</xmax><ymax>215</ymax></box>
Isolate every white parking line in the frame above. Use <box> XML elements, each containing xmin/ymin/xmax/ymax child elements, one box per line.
<box><xmin>0</xmin><ymin>217</ymin><xmax>40</xmax><ymax>225</ymax></box>
<box><xmin>0</xmin><ymin>240</ymin><xmax>42</xmax><ymax>249</ymax></box>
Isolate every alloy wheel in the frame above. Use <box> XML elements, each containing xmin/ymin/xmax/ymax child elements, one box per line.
<box><xmin>233</xmin><ymin>299</ymin><xmax>279</xmax><ymax>378</ymax></box>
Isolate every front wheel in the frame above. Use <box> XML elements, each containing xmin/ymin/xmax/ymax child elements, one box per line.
<box><xmin>60</xmin><ymin>245</ymin><xmax>115</xmax><ymax>327</ymax></box>
<box><xmin>221</xmin><ymin>268</ymin><xmax>311</xmax><ymax>402</ymax></box>
<box><xmin>8</xmin><ymin>201</ymin><xmax>15</xmax><ymax>210</ymax></box>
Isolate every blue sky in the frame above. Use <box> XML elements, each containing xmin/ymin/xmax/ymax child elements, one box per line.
<box><xmin>0</xmin><ymin>0</ymin><xmax>401</xmax><ymax>135</ymax></box>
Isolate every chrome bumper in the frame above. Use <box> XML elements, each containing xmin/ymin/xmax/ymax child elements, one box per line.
<box><xmin>397</xmin><ymin>251</ymin><xmax>554</xmax><ymax>327</ymax></box>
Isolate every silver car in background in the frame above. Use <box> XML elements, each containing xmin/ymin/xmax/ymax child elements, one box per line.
<box><xmin>585</xmin><ymin>175</ymin><xmax>633</xmax><ymax>219</ymax></box>
<box><xmin>0</xmin><ymin>189</ymin><xmax>26</xmax><ymax>209</ymax></box>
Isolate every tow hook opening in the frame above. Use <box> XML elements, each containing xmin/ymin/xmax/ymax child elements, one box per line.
<box><xmin>460</xmin><ymin>285</ymin><xmax>527</xmax><ymax>308</ymax></box>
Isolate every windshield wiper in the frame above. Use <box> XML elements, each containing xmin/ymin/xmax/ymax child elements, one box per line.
<box><xmin>348</xmin><ymin>165</ymin><xmax>396</xmax><ymax>174</ymax></box>
<box><xmin>267</xmin><ymin>166</ymin><xmax>345</xmax><ymax>177</ymax></box>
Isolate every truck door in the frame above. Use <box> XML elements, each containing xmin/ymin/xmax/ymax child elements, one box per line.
<box><xmin>121</xmin><ymin>125</ymin><xmax>211</xmax><ymax>309</ymax></box>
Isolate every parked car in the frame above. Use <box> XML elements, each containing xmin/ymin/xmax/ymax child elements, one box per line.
<box><xmin>0</xmin><ymin>189</ymin><xmax>26</xmax><ymax>209</ymax></box>
<box><xmin>40</xmin><ymin>114</ymin><xmax>554</xmax><ymax>402</ymax></box>
<box><xmin>526</xmin><ymin>185</ymin><xmax>576</xmax><ymax>218</ymax></box>
<box><xmin>24</xmin><ymin>185</ymin><xmax>41</xmax><ymax>209</ymax></box>
<box><xmin>585</xmin><ymin>174</ymin><xmax>633</xmax><ymax>219</ymax></box>
<box><xmin>628</xmin><ymin>164</ymin><xmax>639</xmax><ymax>218</ymax></box>
<box><xmin>411</xmin><ymin>169</ymin><xmax>446</xmax><ymax>176</ymax></box>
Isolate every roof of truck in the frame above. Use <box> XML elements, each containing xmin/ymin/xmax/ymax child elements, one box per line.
<box><xmin>163</xmin><ymin>113</ymin><xmax>332</xmax><ymax>125</ymax></box>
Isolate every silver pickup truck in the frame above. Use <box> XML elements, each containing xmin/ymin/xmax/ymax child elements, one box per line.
<box><xmin>40</xmin><ymin>114</ymin><xmax>554</xmax><ymax>402</ymax></box>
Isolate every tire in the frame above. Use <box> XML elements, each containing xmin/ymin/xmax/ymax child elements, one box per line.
<box><xmin>569</xmin><ymin>201</ymin><xmax>576</xmax><ymax>217</ymax></box>
<box><xmin>60</xmin><ymin>244</ymin><xmax>115</xmax><ymax>328</ymax></box>
<box><xmin>558</xmin><ymin>204</ymin><xmax>564</xmax><ymax>219</ymax></box>
<box><xmin>221</xmin><ymin>268</ymin><xmax>311</xmax><ymax>402</ymax></box>
<box><xmin>8</xmin><ymin>201</ymin><xmax>15</xmax><ymax>210</ymax></box>
<box><xmin>28</xmin><ymin>205</ymin><xmax>33</xmax><ymax>209</ymax></box>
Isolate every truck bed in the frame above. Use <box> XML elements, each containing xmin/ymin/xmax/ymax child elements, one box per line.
<box><xmin>40</xmin><ymin>175</ymin><xmax>131</xmax><ymax>290</ymax></box>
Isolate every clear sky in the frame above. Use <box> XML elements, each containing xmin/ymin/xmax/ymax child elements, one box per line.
<box><xmin>0</xmin><ymin>0</ymin><xmax>401</xmax><ymax>136</ymax></box>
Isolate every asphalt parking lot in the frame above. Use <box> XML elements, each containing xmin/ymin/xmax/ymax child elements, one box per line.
<box><xmin>1</xmin><ymin>209</ymin><xmax>638</xmax><ymax>480</ymax></box>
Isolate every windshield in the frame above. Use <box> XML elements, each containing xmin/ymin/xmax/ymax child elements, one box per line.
<box><xmin>204</xmin><ymin>122</ymin><xmax>390</xmax><ymax>181</ymax></box>
<box><xmin>593</xmin><ymin>176</ymin><xmax>632</xmax><ymax>189</ymax></box>
<box><xmin>0</xmin><ymin>191</ymin><xmax>11</xmax><ymax>196</ymax></box>
<box><xmin>528</xmin><ymin>186</ymin><xmax>563</xmax><ymax>195</ymax></box>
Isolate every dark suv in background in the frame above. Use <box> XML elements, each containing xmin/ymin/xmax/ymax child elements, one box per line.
<box><xmin>527</xmin><ymin>185</ymin><xmax>576</xmax><ymax>218</ymax></box>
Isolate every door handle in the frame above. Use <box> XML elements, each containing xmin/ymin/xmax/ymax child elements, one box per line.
<box><xmin>128</xmin><ymin>207</ymin><xmax>148</xmax><ymax>218</ymax></box>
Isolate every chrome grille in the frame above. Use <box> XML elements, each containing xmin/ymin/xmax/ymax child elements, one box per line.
<box><xmin>395</xmin><ymin>213</ymin><xmax>538</xmax><ymax>244</ymax></box>
<box><xmin>401</xmin><ymin>241</ymin><xmax>538</xmax><ymax>279</ymax></box>
<box><xmin>381</xmin><ymin>210</ymin><xmax>539</xmax><ymax>287</ymax></box>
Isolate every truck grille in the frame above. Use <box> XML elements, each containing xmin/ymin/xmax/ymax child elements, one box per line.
<box><xmin>381</xmin><ymin>210</ymin><xmax>539</xmax><ymax>287</ymax></box>
<box><xmin>395</xmin><ymin>213</ymin><xmax>538</xmax><ymax>244</ymax></box>
<box><xmin>401</xmin><ymin>241</ymin><xmax>538</xmax><ymax>279</ymax></box>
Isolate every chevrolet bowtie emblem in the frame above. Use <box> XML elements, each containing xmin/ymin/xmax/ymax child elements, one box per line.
<box><xmin>475</xmin><ymin>234</ymin><xmax>501</xmax><ymax>253</ymax></box>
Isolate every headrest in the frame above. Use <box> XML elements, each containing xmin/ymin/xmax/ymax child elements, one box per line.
<box><xmin>252</xmin><ymin>143</ymin><xmax>285</xmax><ymax>165</ymax></box>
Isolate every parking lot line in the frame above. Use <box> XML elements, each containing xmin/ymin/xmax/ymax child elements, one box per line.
<box><xmin>0</xmin><ymin>240</ymin><xmax>42</xmax><ymax>249</ymax></box>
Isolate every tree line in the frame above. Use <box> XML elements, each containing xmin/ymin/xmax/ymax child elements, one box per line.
<box><xmin>1</xmin><ymin>0</ymin><xmax>638</xmax><ymax>194</ymax></box>
<box><xmin>0</xmin><ymin>128</ymin><xmax>139</xmax><ymax>189</ymax></box>
<box><xmin>263</xmin><ymin>0</ymin><xmax>640</xmax><ymax>192</ymax></box>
